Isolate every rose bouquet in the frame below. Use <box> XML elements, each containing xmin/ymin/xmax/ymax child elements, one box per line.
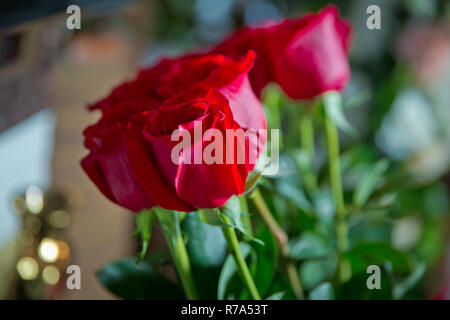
<box><xmin>81</xmin><ymin>5</ymin><xmax>449</xmax><ymax>300</ymax></box>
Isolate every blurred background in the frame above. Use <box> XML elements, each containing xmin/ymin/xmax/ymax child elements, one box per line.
<box><xmin>0</xmin><ymin>0</ymin><xmax>449</xmax><ymax>299</ymax></box>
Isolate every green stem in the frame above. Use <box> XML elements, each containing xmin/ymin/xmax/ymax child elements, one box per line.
<box><xmin>300</xmin><ymin>111</ymin><xmax>317</xmax><ymax>193</ymax></box>
<box><xmin>220</xmin><ymin>215</ymin><xmax>261</xmax><ymax>300</ymax></box>
<box><xmin>250</xmin><ymin>188</ymin><xmax>304</xmax><ymax>299</ymax></box>
<box><xmin>156</xmin><ymin>211</ymin><xmax>198</xmax><ymax>300</ymax></box>
<box><xmin>323</xmin><ymin>106</ymin><xmax>348</xmax><ymax>254</ymax></box>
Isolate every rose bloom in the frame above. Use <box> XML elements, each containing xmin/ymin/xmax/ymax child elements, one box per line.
<box><xmin>212</xmin><ymin>5</ymin><xmax>352</xmax><ymax>100</ymax></box>
<box><xmin>81</xmin><ymin>51</ymin><xmax>266</xmax><ymax>212</ymax></box>
<box><xmin>212</xmin><ymin>24</ymin><xmax>274</xmax><ymax>98</ymax></box>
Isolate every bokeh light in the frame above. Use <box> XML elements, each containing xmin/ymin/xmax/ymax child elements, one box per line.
<box><xmin>56</xmin><ymin>240</ymin><xmax>71</xmax><ymax>260</ymax></box>
<box><xmin>42</xmin><ymin>265</ymin><xmax>60</xmax><ymax>285</ymax></box>
<box><xmin>16</xmin><ymin>257</ymin><xmax>39</xmax><ymax>280</ymax></box>
<box><xmin>25</xmin><ymin>186</ymin><xmax>44</xmax><ymax>214</ymax></box>
<box><xmin>38</xmin><ymin>238</ymin><xmax>59</xmax><ymax>263</ymax></box>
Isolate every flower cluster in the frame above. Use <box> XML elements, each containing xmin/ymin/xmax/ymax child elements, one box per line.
<box><xmin>80</xmin><ymin>3</ymin><xmax>450</xmax><ymax>302</ymax></box>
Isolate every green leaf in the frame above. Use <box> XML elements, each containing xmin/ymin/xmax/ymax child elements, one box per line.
<box><xmin>220</xmin><ymin>196</ymin><xmax>247</xmax><ymax>231</ymax></box>
<box><xmin>353</xmin><ymin>159</ymin><xmax>389</xmax><ymax>209</ymax></box>
<box><xmin>346</xmin><ymin>242</ymin><xmax>411</xmax><ymax>274</ymax></box>
<box><xmin>291</xmin><ymin>149</ymin><xmax>311</xmax><ymax>172</ymax></box>
<box><xmin>220</xmin><ymin>196</ymin><xmax>264</xmax><ymax>245</ymax></box>
<box><xmin>416</xmin><ymin>220</ymin><xmax>446</xmax><ymax>263</ymax></box>
<box><xmin>336</xmin><ymin>270</ymin><xmax>392</xmax><ymax>300</ymax></box>
<box><xmin>267</xmin><ymin>152</ymin><xmax>297</xmax><ymax>178</ymax></box>
<box><xmin>183</xmin><ymin>212</ymin><xmax>227</xmax><ymax>268</ymax></box>
<box><xmin>244</xmin><ymin>170</ymin><xmax>263</xmax><ymax>195</ymax></box>
<box><xmin>299</xmin><ymin>256</ymin><xmax>338</xmax><ymax>290</ymax></box>
<box><xmin>243</xmin><ymin>152</ymin><xmax>268</xmax><ymax>195</ymax></box>
<box><xmin>199</xmin><ymin>208</ymin><xmax>230</xmax><ymax>228</ymax></box>
<box><xmin>145</xmin><ymin>249</ymin><xmax>172</xmax><ymax>267</ymax></box>
<box><xmin>182</xmin><ymin>212</ymin><xmax>227</xmax><ymax>299</ymax></box>
<box><xmin>421</xmin><ymin>182</ymin><xmax>449</xmax><ymax>217</ymax></box>
<box><xmin>288</xmin><ymin>231</ymin><xmax>332</xmax><ymax>260</ymax></box>
<box><xmin>251</xmin><ymin>228</ymin><xmax>278</xmax><ymax>297</ymax></box>
<box><xmin>309</xmin><ymin>282</ymin><xmax>335</xmax><ymax>300</ymax></box>
<box><xmin>275</xmin><ymin>178</ymin><xmax>311</xmax><ymax>212</ymax></box>
<box><xmin>312</xmin><ymin>189</ymin><xmax>335</xmax><ymax>223</ymax></box>
<box><xmin>265</xmin><ymin>291</ymin><xmax>286</xmax><ymax>300</ymax></box>
<box><xmin>393</xmin><ymin>262</ymin><xmax>426</xmax><ymax>299</ymax></box>
<box><xmin>135</xmin><ymin>210</ymin><xmax>154</xmax><ymax>260</ymax></box>
<box><xmin>218</xmin><ymin>242</ymin><xmax>252</xmax><ymax>300</ymax></box>
<box><xmin>340</xmin><ymin>145</ymin><xmax>378</xmax><ymax>173</ymax></box>
<box><xmin>323</xmin><ymin>91</ymin><xmax>359</xmax><ymax>138</ymax></box>
<box><xmin>200</xmin><ymin>199</ymin><xmax>262</xmax><ymax>246</ymax></box>
<box><xmin>97</xmin><ymin>258</ymin><xmax>184</xmax><ymax>299</ymax></box>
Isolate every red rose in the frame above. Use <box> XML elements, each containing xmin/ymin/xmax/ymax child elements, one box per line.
<box><xmin>211</xmin><ymin>23</ymin><xmax>275</xmax><ymax>98</ymax></box>
<box><xmin>269</xmin><ymin>5</ymin><xmax>352</xmax><ymax>99</ymax></box>
<box><xmin>81</xmin><ymin>51</ymin><xmax>266</xmax><ymax>212</ymax></box>
<box><xmin>213</xmin><ymin>5</ymin><xmax>352</xmax><ymax>100</ymax></box>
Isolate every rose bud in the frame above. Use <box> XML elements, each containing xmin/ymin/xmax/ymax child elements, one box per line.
<box><xmin>212</xmin><ymin>5</ymin><xmax>352</xmax><ymax>100</ymax></box>
<box><xmin>269</xmin><ymin>5</ymin><xmax>352</xmax><ymax>99</ymax></box>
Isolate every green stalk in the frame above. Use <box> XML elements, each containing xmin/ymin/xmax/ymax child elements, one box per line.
<box><xmin>299</xmin><ymin>111</ymin><xmax>317</xmax><ymax>193</ymax></box>
<box><xmin>323</xmin><ymin>104</ymin><xmax>348</xmax><ymax>254</ymax></box>
<box><xmin>250</xmin><ymin>188</ymin><xmax>304</xmax><ymax>299</ymax></box>
<box><xmin>220</xmin><ymin>215</ymin><xmax>261</xmax><ymax>300</ymax></box>
<box><xmin>155</xmin><ymin>211</ymin><xmax>198</xmax><ymax>300</ymax></box>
